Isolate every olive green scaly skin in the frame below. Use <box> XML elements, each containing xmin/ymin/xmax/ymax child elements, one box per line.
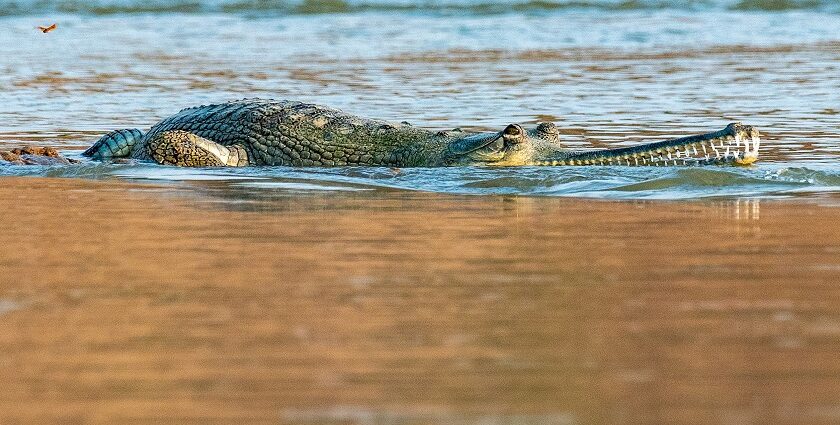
<box><xmin>136</xmin><ymin>99</ymin><xmax>456</xmax><ymax>167</ymax></box>
<box><xmin>84</xmin><ymin>99</ymin><xmax>760</xmax><ymax>167</ymax></box>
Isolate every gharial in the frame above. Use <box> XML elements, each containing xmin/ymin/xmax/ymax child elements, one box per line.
<box><xmin>82</xmin><ymin>99</ymin><xmax>761</xmax><ymax>167</ymax></box>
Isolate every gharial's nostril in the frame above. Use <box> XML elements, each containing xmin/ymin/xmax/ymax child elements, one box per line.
<box><xmin>503</xmin><ymin>124</ymin><xmax>525</xmax><ymax>143</ymax></box>
<box><xmin>504</xmin><ymin>124</ymin><xmax>522</xmax><ymax>135</ymax></box>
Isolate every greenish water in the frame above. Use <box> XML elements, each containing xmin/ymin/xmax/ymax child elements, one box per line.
<box><xmin>4</xmin><ymin>160</ymin><xmax>840</xmax><ymax>200</ymax></box>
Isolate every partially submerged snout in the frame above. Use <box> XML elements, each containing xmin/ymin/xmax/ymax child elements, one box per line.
<box><xmin>449</xmin><ymin>122</ymin><xmax>760</xmax><ymax>167</ymax></box>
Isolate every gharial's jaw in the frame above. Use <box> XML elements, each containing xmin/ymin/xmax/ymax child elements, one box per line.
<box><xmin>530</xmin><ymin>123</ymin><xmax>761</xmax><ymax>167</ymax></box>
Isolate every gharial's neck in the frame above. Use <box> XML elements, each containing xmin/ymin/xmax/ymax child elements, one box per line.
<box><xmin>310</xmin><ymin>124</ymin><xmax>461</xmax><ymax>167</ymax></box>
<box><xmin>379</xmin><ymin>129</ymin><xmax>465</xmax><ymax>167</ymax></box>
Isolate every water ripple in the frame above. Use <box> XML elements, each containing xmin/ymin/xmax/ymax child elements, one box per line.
<box><xmin>2</xmin><ymin>0</ymin><xmax>838</xmax><ymax>15</ymax></box>
<box><xmin>5</xmin><ymin>159</ymin><xmax>839</xmax><ymax>200</ymax></box>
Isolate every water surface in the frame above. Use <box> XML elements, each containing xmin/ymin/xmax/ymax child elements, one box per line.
<box><xmin>2</xmin><ymin>2</ymin><xmax>840</xmax><ymax>424</ymax></box>
<box><xmin>2</xmin><ymin>177</ymin><xmax>840</xmax><ymax>425</ymax></box>
<box><xmin>1</xmin><ymin>0</ymin><xmax>840</xmax><ymax>199</ymax></box>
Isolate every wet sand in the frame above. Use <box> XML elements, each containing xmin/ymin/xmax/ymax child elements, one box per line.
<box><xmin>1</xmin><ymin>177</ymin><xmax>839</xmax><ymax>424</ymax></box>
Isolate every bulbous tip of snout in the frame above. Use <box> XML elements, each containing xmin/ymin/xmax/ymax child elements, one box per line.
<box><xmin>724</xmin><ymin>122</ymin><xmax>761</xmax><ymax>165</ymax></box>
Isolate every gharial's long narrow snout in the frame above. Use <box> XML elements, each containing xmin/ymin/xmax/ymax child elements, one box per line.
<box><xmin>534</xmin><ymin>123</ymin><xmax>761</xmax><ymax>166</ymax></box>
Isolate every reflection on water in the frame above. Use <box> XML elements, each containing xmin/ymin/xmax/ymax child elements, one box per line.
<box><xmin>714</xmin><ymin>198</ymin><xmax>762</xmax><ymax>238</ymax></box>
<box><xmin>0</xmin><ymin>299</ymin><xmax>22</xmax><ymax>316</ymax></box>
<box><xmin>709</xmin><ymin>198</ymin><xmax>761</xmax><ymax>221</ymax></box>
<box><xmin>282</xmin><ymin>407</ymin><xmax>577</xmax><ymax>424</ymax></box>
<box><xmin>733</xmin><ymin>198</ymin><xmax>760</xmax><ymax>221</ymax></box>
<box><xmin>1</xmin><ymin>178</ymin><xmax>840</xmax><ymax>424</ymax></box>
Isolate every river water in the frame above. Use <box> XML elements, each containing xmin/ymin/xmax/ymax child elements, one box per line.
<box><xmin>2</xmin><ymin>1</ymin><xmax>840</xmax><ymax>424</ymax></box>
<box><xmin>2</xmin><ymin>0</ymin><xmax>840</xmax><ymax>198</ymax></box>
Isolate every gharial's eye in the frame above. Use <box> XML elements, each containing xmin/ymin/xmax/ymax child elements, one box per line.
<box><xmin>536</xmin><ymin>122</ymin><xmax>557</xmax><ymax>134</ymax></box>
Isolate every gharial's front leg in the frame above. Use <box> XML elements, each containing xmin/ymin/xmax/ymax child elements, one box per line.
<box><xmin>146</xmin><ymin>130</ymin><xmax>249</xmax><ymax>167</ymax></box>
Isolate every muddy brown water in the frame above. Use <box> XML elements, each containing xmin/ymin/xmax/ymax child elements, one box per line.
<box><xmin>1</xmin><ymin>177</ymin><xmax>839</xmax><ymax>424</ymax></box>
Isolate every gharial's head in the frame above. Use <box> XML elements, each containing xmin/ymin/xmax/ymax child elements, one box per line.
<box><xmin>442</xmin><ymin>122</ymin><xmax>567</xmax><ymax>166</ymax></box>
<box><xmin>441</xmin><ymin>121</ymin><xmax>762</xmax><ymax>167</ymax></box>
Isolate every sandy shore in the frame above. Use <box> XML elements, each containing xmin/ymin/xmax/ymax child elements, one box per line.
<box><xmin>1</xmin><ymin>176</ymin><xmax>839</xmax><ymax>424</ymax></box>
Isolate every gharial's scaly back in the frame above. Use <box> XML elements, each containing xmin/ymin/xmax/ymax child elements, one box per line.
<box><xmin>139</xmin><ymin>99</ymin><xmax>444</xmax><ymax>166</ymax></box>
